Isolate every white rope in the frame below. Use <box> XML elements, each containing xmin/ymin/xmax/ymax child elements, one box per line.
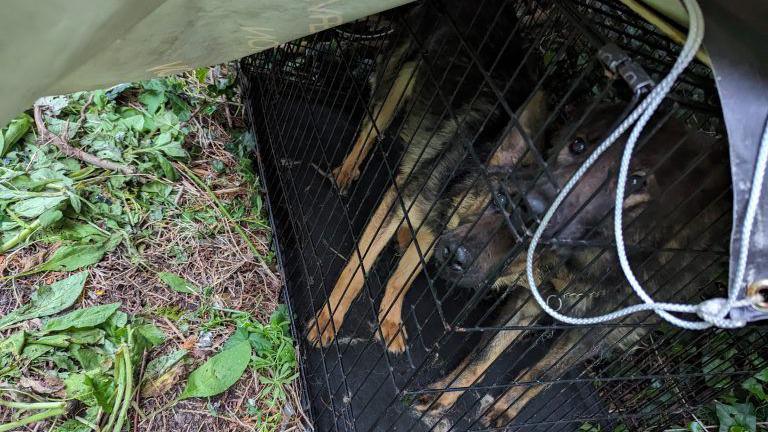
<box><xmin>525</xmin><ymin>0</ymin><xmax>765</xmax><ymax>329</ymax></box>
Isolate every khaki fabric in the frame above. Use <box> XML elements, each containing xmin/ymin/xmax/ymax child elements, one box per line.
<box><xmin>0</xmin><ymin>0</ymin><xmax>411</xmax><ymax>125</ymax></box>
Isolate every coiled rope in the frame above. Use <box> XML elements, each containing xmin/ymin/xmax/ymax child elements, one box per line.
<box><xmin>525</xmin><ymin>0</ymin><xmax>766</xmax><ymax>329</ymax></box>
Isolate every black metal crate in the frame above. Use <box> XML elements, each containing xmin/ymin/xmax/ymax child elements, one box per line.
<box><xmin>240</xmin><ymin>1</ymin><xmax>768</xmax><ymax>430</ymax></box>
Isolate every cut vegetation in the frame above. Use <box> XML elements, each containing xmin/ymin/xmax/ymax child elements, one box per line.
<box><xmin>0</xmin><ymin>65</ymin><xmax>305</xmax><ymax>431</ymax></box>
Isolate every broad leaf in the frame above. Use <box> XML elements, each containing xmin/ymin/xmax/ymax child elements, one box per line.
<box><xmin>1</xmin><ymin>114</ymin><xmax>32</xmax><ymax>157</ymax></box>
<box><xmin>70</xmin><ymin>345</ymin><xmax>108</xmax><ymax>371</ymax></box>
<box><xmin>179</xmin><ymin>340</ymin><xmax>251</xmax><ymax>400</ymax></box>
<box><xmin>715</xmin><ymin>402</ymin><xmax>757</xmax><ymax>432</ymax></box>
<box><xmin>39</xmin><ymin>209</ymin><xmax>64</xmax><ymax>227</ymax></box>
<box><xmin>158</xmin><ymin>272</ymin><xmax>197</xmax><ymax>294</ymax></box>
<box><xmin>43</xmin><ymin>303</ymin><xmax>122</xmax><ymax>332</ymax></box>
<box><xmin>38</xmin><ymin>234</ymin><xmax>121</xmax><ymax>272</ymax></box>
<box><xmin>754</xmin><ymin>367</ymin><xmax>768</xmax><ymax>383</ymax></box>
<box><xmin>741</xmin><ymin>378</ymin><xmax>767</xmax><ymax>401</ymax></box>
<box><xmin>144</xmin><ymin>349</ymin><xmax>187</xmax><ymax>381</ymax></box>
<box><xmin>0</xmin><ymin>331</ymin><xmax>26</xmax><ymax>356</ymax></box>
<box><xmin>65</xmin><ymin>371</ymin><xmax>115</xmax><ymax>410</ymax></box>
<box><xmin>33</xmin><ymin>334</ymin><xmax>70</xmax><ymax>348</ymax></box>
<box><xmin>0</xmin><ymin>272</ymin><xmax>87</xmax><ymax>330</ymax></box>
<box><xmin>138</xmin><ymin>90</ymin><xmax>166</xmax><ymax>114</ymax></box>
<box><xmin>135</xmin><ymin>323</ymin><xmax>166</xmax><ymax>347</ymax></box>
<box><xmin>11</xmin><ymin>195</ymin><xmax>67</xmax><ymax>218</ymax></box>
<box><xmin>68</xmin><ymin>329</ymin><xmax>106</xmax><ymax>345</ymax></box>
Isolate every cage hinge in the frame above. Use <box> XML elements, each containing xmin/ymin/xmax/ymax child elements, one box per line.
<box><xmin>597</xmin><ymin>43</ymin><xmax>654</xmax><ymax>93</ymax></box>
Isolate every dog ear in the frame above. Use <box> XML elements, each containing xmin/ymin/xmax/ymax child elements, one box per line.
<box><xmin>488</xmin><ymin>89</ymin><xmax>548</xmax><ymax>167</ymax></box>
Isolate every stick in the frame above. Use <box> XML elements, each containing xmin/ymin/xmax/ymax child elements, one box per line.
<box><xmin>33</xmin><ymin>104</ymin><xmax>136</xmax><ymax>175</ymax></box>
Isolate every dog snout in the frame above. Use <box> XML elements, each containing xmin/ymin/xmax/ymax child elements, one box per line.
<box><xmin>439</xmin><ymin>242</ymin><xmax>471</xmax><ymax>273</ymax></box>
<box><xmin>525</xmin><ymin>176</ymin><xmax>559</xmax><ymax>218</ymax></box>
<box><xmin>525</xmin><ymin>190</ymin><xmax>549</xmax><ymax>217</ymax></box>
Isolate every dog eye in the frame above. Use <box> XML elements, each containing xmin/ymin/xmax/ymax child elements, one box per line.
<box><xmin>569</xmin><ymin>137</ymin><xmax>587</xmax><ymax>155</ymax></box>
<box><xmin>495</xmin><ymin>191</ymin><xmax>509</xmax><ymax>210</ymax></box>
<box><xmin>628</xmin><ymin>171</ymin><xmax>647</xmax><ymax>192</ymax></box>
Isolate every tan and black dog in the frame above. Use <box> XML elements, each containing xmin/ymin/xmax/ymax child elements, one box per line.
<box><xmin>416</xmin><ymin>104</ymin><xmax>732</xmax><ymax>426</ymax></box>
<box><xmin>306</xmin><ymin>0</ymin><xmax>543</xmax><ymax>353</ymax></box>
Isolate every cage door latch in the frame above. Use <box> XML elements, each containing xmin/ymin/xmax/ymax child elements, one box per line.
<box><xmin>597</xmin><ymin>43</ymin><xmax>654</xmax><ymax>93</ymax></box>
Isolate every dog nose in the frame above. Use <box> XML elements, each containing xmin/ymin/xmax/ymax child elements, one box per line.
<box><xmin>448</xmin><ymin>245</ymin><xmax>470</xmax><ymax>272</ymax></box>
<box><xmin>525</xmin><ymin>190</ymin><xmax>548</xmax><ymax>217</ymax></box>
<box><xmin>438</xmin><ymin>240</ymin><xmax>472</xmax><ymax>273</ymax></box>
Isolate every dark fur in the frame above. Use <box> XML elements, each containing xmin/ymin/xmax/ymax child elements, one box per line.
<box><xmin>306</xmin><ymin>0</ymin><xmax>538</xmax><ymax>352</ymax></box>
<box><xmin>418</xmin><ymin>105</ymin><xmax>733</xmax><ymax>426</ymax></box>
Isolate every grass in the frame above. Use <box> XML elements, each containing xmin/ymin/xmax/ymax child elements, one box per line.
<box><xmin>0</xmin><ymin>65</ymin><xmax>306</xmax><ymax>431</ymax></box>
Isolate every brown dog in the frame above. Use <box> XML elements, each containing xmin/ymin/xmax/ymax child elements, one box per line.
<box><xmin>306</xmin><ymin>0</ymin><xmax>542</xmax><ymax>353</ymax></box>
<box><xmin>416</xmin><ymin>104</ymin><xmax>732</xmax><ymax>427</ymax></box>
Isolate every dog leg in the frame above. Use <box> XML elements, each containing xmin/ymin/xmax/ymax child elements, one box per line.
<box><xmin>415</xmin><ymin>295</ymin><xmax>540</xmax><ymax>412</ymax></box>
<box><xmin>306</xmin><ymin>187</ymin><xmax>400</xmax><ymax>347</ymax></box>
<box><xmin>481</xmin><ymin>330</ymin><xmax>591</xmax><ymax>427</ymax></box>
<box><xmin>377</xmin><ymin>227</ymin><xmax>435</xmax><ymax>353</ymax></box>
<box><xmin>395</xmin><ymin>225</ymin><xmax>411</xmax><ymax>253</ymax></box>
<box><xmin>333</xmin><ymin>61</ymin><xmax>418</xmax><ymax>192</ymax></box>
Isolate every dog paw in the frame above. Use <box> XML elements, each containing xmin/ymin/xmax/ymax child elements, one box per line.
<box><xmin>332</xmin><ymin>163</ymin><xmax>361</xmax><ymax>193</ymax></box>
<box><xmin>414</xmin><ymin>389</ymin><xmax>460</xmax><ymax>413</ymax></box>
<box><xmin>376</xmin><ymin>318</ymin><xmax>407</xmax><ymax>353</ymax></box>
<box><xmin>306</xmin><ymin>309</ymin><xmax>338</xmax><ymax>348</ymax></box>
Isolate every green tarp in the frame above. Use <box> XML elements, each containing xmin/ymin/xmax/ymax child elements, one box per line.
<box><xmin>0</xmin><ymin>0</ymin><xmax>691</xmax><ymax>126</ymax></box>
<box><xmin>0</xmin><ymin>0</ymin><xmax>411</xmax><ymax>125</ymax></box>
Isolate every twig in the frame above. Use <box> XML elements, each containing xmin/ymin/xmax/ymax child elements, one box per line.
<box><xmin>74</xmin><ymin>94</ymin><xmax>95</xmax><ymax>132</ymax></box>
<box><xmin>33</xmin><ymin>104</ymin><xmax>136</xmax><ymax>175</ymax></box>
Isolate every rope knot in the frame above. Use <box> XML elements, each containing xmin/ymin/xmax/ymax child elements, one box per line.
<box><xmin>696</xmin><ymin>298</ymin><xmax>747</xmax><ymax>329</ymax></box>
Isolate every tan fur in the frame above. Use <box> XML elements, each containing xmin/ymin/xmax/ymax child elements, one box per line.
<box><xmin>306</xmin><ymin>187</ymin><xmax>400</xmax><ymax>347</ymax></box>
<box><xmin>376</xmin><ymin>228</ymin><xmax>436</xmax><ymax>353</ymax></box>
<box><xmin>481</xmin><ymin>333</ymin><xmax>579</xmax><ymax>427</ymax></box>
<box><xmin>333</xmin><ymin>61</ymin><xmax>419</xmax><ymax>192</ymax></box>
<box><xmin>415</xmin><ymin>296</ymin><xmax>541</xmax><ymax>411</ymax></box>
<box><xmin>488</xmin><ymin>90</ymin><xmax>548</xmax><ymax>167</ymax></box>
<box><xmin>306</xmin><ymin>184</ymin><xmax>432</xmax><ymax>352</ymax></box>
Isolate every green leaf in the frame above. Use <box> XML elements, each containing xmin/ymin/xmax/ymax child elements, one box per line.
<box><xmin>715</xmin><ymin>402</ymin><xmax>756</xmax><ymax>432</ymax></box>
<box><xmin>195</xmin><ymin>68</ymin><xmax>208</xmax><ymax>83</ymax></box>
<box><xmin>70</xmin><ymin>345</ymin><xmax>108</xmax><ymax>371</ymax></box>
<box><xmin>155</xmin><ymin>154</ymin><xmax>178</xmax><ymax>180</ymax></box>
<box><xmin>144</xmin><ymin>349</ymin><xmax>187</xmax><ymax>381</ymax></box>
<box><xmin>56</xmin><ymin>419</ymin><xmax>92</xmax><ymax>432</ymax></box>
<box><xmin>43</xmin><ymin>303</ymin><xmax>121</xmax><ymax>332</ymax></box>
<box><xmin>688</xmin><ymin>421</ymin><xmax>706</xmax><ymax>432</ymax></box>
<box><xmin>1</xmin><ymin>113</ymin><xmax>32</xmax><ymax>157</ymax></box>
<box><xmin>754</xmin><ymin>367</ymin><xmax>768</xmax><ymax>383</ymax></box>
<box><xmin>33</xmin><ymin>334</ymin><xmax>70</xmax><ymax>347</ymax></box>
<box><xmin>138</xmin><ymin>90</ymin><xmax>166</xmax><ymax>114</ymax></box>
<box><xmin>65</xmin><ymin>371</ymin><xmax>115</xmax><ymax>410</ymax></box>
<box><xmin>0</xmin><ymin>272</ymin><xmax>87</xmax><ymax>330</ymax></box>
<box><xmin>68</xmin><ymin>329</ymin><xmax>106</xmax><ymax>345</ymax></box>
<box><xmin>135</xmin><ymin>323</ymin><xmax>166</xmax><ymax>347</ymax></box>
<box><xmin>741</xmin><ymin>378</ymin><xmax>767</xmax><ymax>401</ymax></box>
<box><xmin>120</xmin><ymin>114</ymin><xmax>145</xmax><ymax>132</ymax></box>
<box><xmin>0</xmin><ymin>331</ymin><xmax>26</xmax><ymax>356</ymax></box>
<box><xmin>22</xmin><ymin>343</ymin><xmax>53</xmax><ymax>361</ymax></box>
<box><xmin>105</xmin><ymin>310</ymin><xmax>128</xmax><ymax>332</ymax></box>
<box><xmin>154</xmin><ymin>132</ymin><xmax>187</xmax><ymax>159</ymax></box>
<box><xmin>11</xmin><ymin>195</ymin><xmax>67</xmax><ymax>218</ymax></box>
<box><xmin>38</xmin><ymin>209</ymin><xmax>63</xmax><ymax>227</ymax></box>
<box><xmin>179</xmin><ymin>340</ymin><xmax>251</xmax><ymax>400</ymax></box>
<box><xmin>38</xmin><ymin>235</ymin><xmax>121</xmax><ymax>272</ymax></box>
<box><xmin>158</xmin><ymin>272</ymin><xmax>197</xmax><ymax>294</ymax></box>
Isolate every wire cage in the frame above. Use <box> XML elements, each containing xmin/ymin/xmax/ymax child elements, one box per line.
<box><xmin>239</xmin><ymin>0</ymin><xmax>768</xmax><ymax>430</ymax></box>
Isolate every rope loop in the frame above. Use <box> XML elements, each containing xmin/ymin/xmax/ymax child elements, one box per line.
<box><xmin>525</xmin><ymin>0</ymin><xmax>768</xmax><ymax>330</ymax></box>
